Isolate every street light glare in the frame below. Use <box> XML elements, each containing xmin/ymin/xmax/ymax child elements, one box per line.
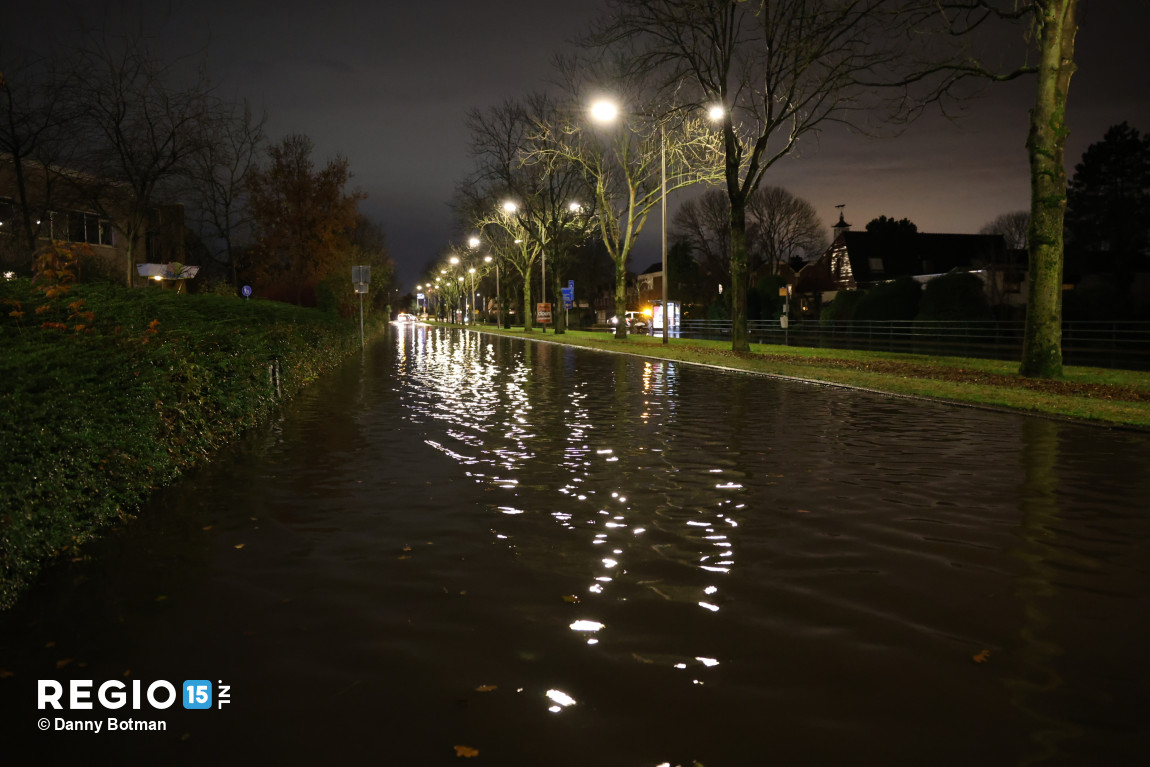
<box><xmin>569</xmin><ymin>201</ymin><xmax>582</xmax><ymax>212</ymax></box>
<box><xmin>590</xmin><ymin>100</ymin><xmax>618</xmax><ymax>123</ymax></box>
<box><xmin>468</xmin><ymin>236</ymin><xmax>480</xmax><ymax>248</ymax></box>
<box><xmin>502</xmin><ymin>201</ymin><xmax>517</xmax><ymax>213</ymax></box>
<box><xmin>708</xmin><ymin>104</ymin><xmax>726</xmax><ymax>121</ymax></box>
<box><xmin>450</xmin><ymin>256</ymin><xmax>460</xmax><ymax>265</ymax></box>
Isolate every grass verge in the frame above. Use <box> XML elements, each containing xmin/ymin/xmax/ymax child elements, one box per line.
<box><xmin>444</xmin><ymin>323</ymin><xmax>1150</xmax><ymax>429</ymax></box>
<box><xmin>1</xmin><ymin>279</ymin><xmax>380</xmax><ymax>609</ymax></box>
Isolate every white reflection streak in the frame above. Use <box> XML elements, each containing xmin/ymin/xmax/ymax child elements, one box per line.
<box><xmin>546</xmin><ymin>689</ymin><xmax>577</xmax><ymax>713</ymax></box>
<box><xmin>569</xmin><ymin>620</ymin><xmax>604</xmax><ymax>632</ymax></box>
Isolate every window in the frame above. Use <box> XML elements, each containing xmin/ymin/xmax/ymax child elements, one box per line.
<box><xmin>868</xmin><ymin>257</ymin><xmax>884</xmax><ymax>273</ymax></box>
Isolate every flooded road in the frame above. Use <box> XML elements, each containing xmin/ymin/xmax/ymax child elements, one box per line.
<box><xmin>2</xmin><ymin>324</ymin><xmax>1149</xmax><ymax>765</ymax></box>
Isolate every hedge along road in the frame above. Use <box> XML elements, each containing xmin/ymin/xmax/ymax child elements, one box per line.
<box><xmin>1</xmin><ymin>323</ymin><xmax>1148</xmax><ymax>765</ymax></box>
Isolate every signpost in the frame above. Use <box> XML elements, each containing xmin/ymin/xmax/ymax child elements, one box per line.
<box><xmin>241</xmin><ymin>285</ymin><xmax>252</xmax><ymax>299</ymax></box>
<box><xmin>536</xmin><ymin>302</ymin><xmax>552</xmax><ymax>327</ymax></box>
<box><xmin>779</xmin><ymin>285</ymin><xmax>790</xmax><ymax>343</ymax></box>
<box><xmin>352</xmin><ymin>265</ymin><xmax>371</xmax><ymax>349</ymax></box>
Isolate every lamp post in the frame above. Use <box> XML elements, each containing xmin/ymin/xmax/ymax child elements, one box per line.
<box><xmin>590</xmin><ymin>99</ymin><xmax>669</xmax><ymax>345</ymax></box>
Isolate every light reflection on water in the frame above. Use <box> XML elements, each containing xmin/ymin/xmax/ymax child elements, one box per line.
<box><xmin>390</xmin><ymin>325</ymin><xmax>1150</xmax><ymax>764</ymax></box>
<box><xmin>3</xmin><ymin>323</ymin><xmax>1149</xmax><ymax>766</ymax></box>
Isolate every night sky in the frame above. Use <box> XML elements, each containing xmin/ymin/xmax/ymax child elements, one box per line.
<box><xmin>7</xmin><ymin>1</ymin><xmax>1150</xmax><ymax>288</ymax></box>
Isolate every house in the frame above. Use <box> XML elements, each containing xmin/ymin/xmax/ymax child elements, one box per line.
<box><xmin>0</xmin><ymin>154</ymin><xmax>184</xmax><ymax>283</ymax></box>
<box><xmin>792</xmin><ymin>223</ymin><xmax>1017</xmax><ymax>316</ymax></box>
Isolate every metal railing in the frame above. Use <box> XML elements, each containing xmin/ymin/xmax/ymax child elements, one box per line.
<box><xmin>675</xmin><ymin>319</ymin><xmax>1150</xmax><ymax>370</ymax></box>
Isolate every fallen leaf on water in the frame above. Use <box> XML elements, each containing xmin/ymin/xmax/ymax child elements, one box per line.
<box><xmin>156</xmin><ymin>595</ymin><xmax>167</xmax><ymax>602</ymax></box>
<box><xmin>454</xmin><ymin>745</ymin><xmax>479</xmax><ymax>758</ymax></box>
<box><xmin>797</xmin><ymin>509</ymin><xmax>811</xmax><ymax>513</ymax></box>
<box><xmin>973</xmin><ymin>650</ymin><xmax>991</xmax><ymax>663</ymax></box>
<box><xmin>123</xmin><ymin>670</ymin><xmax>131</xmax><ymax>677</ymax></box>
<box><xmin>474</xmin><ymin>684</ymin><xmax>497</xmax><ymax>692</ymax></box>
<box><xmin>398</xmin><ymin>555</ymin><xmax>410</xmax><ymax>560</ymax></box>
<box><xmin>202</xmin><ymin>525</ymin><xmax>212</xmax><ymax>531</ymax></box>
<box><xmin>0</xmin><ymin>669</ymin><xmax>14</xmax><ymax>678</ymax></box>
<box><xmin>234</xmin><ymin>544</ymin><xmax>245</xmax><ymax>550</ymax></box>
<box><xmin>56</xmin><ymin>658</ymin><xmax>73</xmax><ymax>669</ymax></box>
<box><xmin>402</xmin><ymin>545</ymin><xmax>413</xmax><ymax>552</ymax></box>
<box><xmin>45</xmin><ymin>641</ymin><xmax>56</xmax><ymax>648</ymax></box>
<box><xmin>561</xmin><ymin>595</ymin><xmax>580</xmax><ymax>603</ymax></box>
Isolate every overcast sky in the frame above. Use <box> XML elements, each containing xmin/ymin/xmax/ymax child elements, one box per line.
<box><xmin>8</xmin><ymin>1</ymin><xmax>1150</xmax><ymax>288</ymax></box>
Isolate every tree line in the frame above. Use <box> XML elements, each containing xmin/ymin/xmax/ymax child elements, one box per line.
<box><xmin>0</xmin><ymin>28</ymin><xmax>393</xmax><ymax>315</ymax></box>
<box><xmin>435</xmin><ymin>0</ymin><xmax>1086</xmax><ymax>379</ymax></box>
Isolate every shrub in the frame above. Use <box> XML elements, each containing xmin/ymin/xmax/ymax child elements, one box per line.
<box><xmin>916</xmin><ymin>272</ymin><xmax>993</xmax><ymax>321</ymax></box>
<box><xmin>853</xmin><ymin>277</ymin><xmax>921</xmax><ymax>321</ymax></box>
<box><xmin>820</xmin><ymin>290</ymin><xmax>866</xmax><ymax>323</ymax></box>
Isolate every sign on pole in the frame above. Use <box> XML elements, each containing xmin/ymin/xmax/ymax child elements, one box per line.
<box><xmin>561</xmin><ymin>286</ymin><xmax>574</xmax><ymax>309</ymax></box>
<box><xmin>536</xmin><ymin>302</ymin><xmax>552</xmax><ymax>325</ymax></box>
<box><xmin>352</xmin><ymin>265</ymin><xmax>372</xmax><ymax>348</ymax></box>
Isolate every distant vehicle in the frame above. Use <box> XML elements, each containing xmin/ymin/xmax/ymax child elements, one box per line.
<box><xmin>395</xmin><ymin>313</ymin><xmax>416</xmax><ymax>323</ymax></box>
<box><xmin>608</xmin><ymin>311</ymin><xmax>649</xmax><ymax>333</ymax></box>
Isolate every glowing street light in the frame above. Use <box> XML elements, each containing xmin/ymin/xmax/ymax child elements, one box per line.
<box><xmin>590</xmin><ymin>98</ymin><xmax>670</xmax><ymax>345</ymax></box>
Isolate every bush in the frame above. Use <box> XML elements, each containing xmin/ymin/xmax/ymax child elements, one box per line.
<box><xmin>853</xmin><ymin>277</ymin><xmax>921</xmax><ymax>321</ymax></box>
<box><xmin>0</xmin><ymin>281</ymin><xmax>376</xmax><ymax>608</ymax></box>
<box><xmin>916</xmin><ymin>272</ymin><xmax>993</xmax><ymax>321</ymax></box>
<box><xmin>820</xmin><ymin>290</ymin><xmax>866</xmax><ymax>323</ymax></box>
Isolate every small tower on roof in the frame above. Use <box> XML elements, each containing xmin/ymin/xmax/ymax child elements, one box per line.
<box><xmin>833</xmin><ymin>204</ymin><xmax>851</xmax><ymax>238</ymax></box>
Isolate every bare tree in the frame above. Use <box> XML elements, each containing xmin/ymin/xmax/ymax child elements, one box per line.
<box><xmin>0</xmin><ymin>49</ymin><xmax>81</xmax><ymax>268</ymax></box>
<box><xmin>979</xmin><ymin>210</ymin><xmax>1029</xmax><ymax>250</ymax></box>
<box><xmin>72</xmin><ymin>32</ymin><xmax>221</xmax><ymax>286</ymax></box>
<box><xmin>530</xmin><ymin>54</ymin><xmax>724</xmax><ymax>339</ymax></box>
<box><xmin>592</xmin><ymin>0</ymin><xmax>978</xmax><ymax>351</ymax></box>
<box><xmin>745</xmin><ymin>185</ymin><xmax>827</xmax><ymax>276</ymax></box>
<box><xmin>674</xmin><ymin>185</ymin><xmax>824</xmax><ymax>296</ymax></box>
<box><xmin>461</xmin><ymin>94</ymin><xmax>594</xmax><ymax>333</ymax></box>
<box><xmin>187</xmin><ymin>101</ymin><xmax>266</xmax><ymax>288</ymax></box>
<box><xmin>671</xmin><ymin>188</ymin><xmax>730</xmax><ymax>296</ymax></box>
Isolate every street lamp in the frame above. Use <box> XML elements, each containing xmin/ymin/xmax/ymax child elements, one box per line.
<box><xmin>590</xmin><ymin>98</ymin><xmax>669</xmax><ymax>345</ymax></box>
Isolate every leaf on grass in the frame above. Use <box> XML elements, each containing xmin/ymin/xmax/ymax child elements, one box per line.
<box><xmin>454</xmin><ymin>745</ymin><xmax>479</xmax><ymax>758</ymax></box>
<box><xmin>561</xmin><ymin>595</ymin><xmax>580</xmax><ymax>603</ymax></box>
<box><xmin>474</xmin><ymin>684</ymin><xmax>497</xmax><ymax>692</ymax></box>
<box><xmin>155</xmin><ymin>595</ymin><xmax>167</xmax><ymax>602</ymax></box>
<box><xmin>972</xmin><ymin>650</ymin><xmax>991</xmax><ymax>664</ymax></box>
<box><xmin>202</xmin><ymin>525</ymin><xmax>213</xmax><ymax>531</ymax></box>
<box><xmin>398</xmin><ymin>555</ymin><xmax>410</xmax><ymax>560</ymax></box>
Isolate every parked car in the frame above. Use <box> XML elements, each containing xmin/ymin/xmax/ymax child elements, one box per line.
<box><xmin>608</xmin><ymin>311</ymin><xmax>649</xmax><ymax>333</ymax></box>
<box><xmin>395</xmin><ymin>312</ymin><xmax>416</xmax><ymax>323</ymax></box>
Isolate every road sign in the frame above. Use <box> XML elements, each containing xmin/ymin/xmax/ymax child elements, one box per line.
<box><xmin>561</xmin><ymin>286</ymin><xmax>574</xmax><ymax>309</ymax></box>
<box><xmin>241</xmin><ymin>285</ymin><xmax>252</xmax><ymax>297</ymax></box>
<box><xmin>537</xmin><ymin>302</ymin><xmax>552</xmax><ymax>324</ymax></box>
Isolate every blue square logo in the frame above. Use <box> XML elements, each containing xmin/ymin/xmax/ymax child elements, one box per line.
<box><xmin>182</xmin><ymin>680</ymin><xmax>213</xmax><ymax>710</ymax></box>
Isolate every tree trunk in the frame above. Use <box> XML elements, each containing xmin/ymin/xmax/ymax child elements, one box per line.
<box><xmin>729</xmin><ymin>200</ymin><xmax>750</xmax><ymax>352</ymax></box>
<box><xmin>551</xmin><ymin>262</ymin><xmax>566</xmax><ymax>334</ymax></box>
<box><xmin>1020</xmin><ymin>0</ymin><xmax>1078</xmax><ymax>379</ymax></box>
<box><xmin>614</xmin><ymin>251</ymin><xmax>628</xmax><ymax>340</ymax></box>
<box><xmin>522</xmin><ymin>275</ymin><xmax>534</xmax><ymax>331</ymax></box>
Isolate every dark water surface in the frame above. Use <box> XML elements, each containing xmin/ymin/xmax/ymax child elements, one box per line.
<box><xmin>2</xmin><ymin>325</ymin><xmax>1149</xmax><ymax>765</ymax></box>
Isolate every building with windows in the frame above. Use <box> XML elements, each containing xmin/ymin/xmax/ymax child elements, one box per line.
<box><xmin>0</xmin><ymin>154</ymin><xmax>183</xmax><ymax>283</ymax></box>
